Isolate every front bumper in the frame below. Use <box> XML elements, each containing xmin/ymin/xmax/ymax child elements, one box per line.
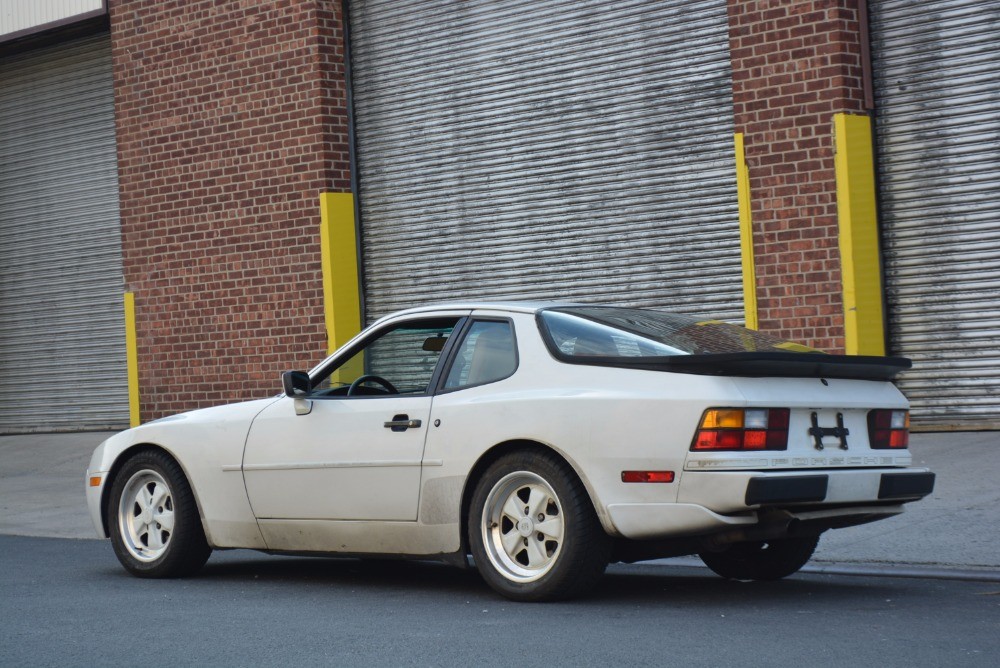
<box><xmin>85</xmin><ymin>470</ymin><xmax>107</xmax><ymax>538</ymax></box>
<box><xmin>85</xmin><ymin>441</ymin><xmax>110</xmax><ymax>538</ymax></box>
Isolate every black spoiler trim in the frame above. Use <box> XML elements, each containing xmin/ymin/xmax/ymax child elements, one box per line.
<box><xmin>555</xmin><ymin>352</ymin><xmax>912</xmax><ymax>381</ymax></box>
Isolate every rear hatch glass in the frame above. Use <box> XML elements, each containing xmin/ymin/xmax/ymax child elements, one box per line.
<box><xmin>537</xmin><ymin>307</ymin><xmax>909</xmax><ymax>381</ymax></box>
<box><xmin>539</xmin><ymin>307</ymin><xmax>817</xmax><ymax>357</ymax></box>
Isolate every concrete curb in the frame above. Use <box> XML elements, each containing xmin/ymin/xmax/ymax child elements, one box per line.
<box><xmin>640</xmin><ymin>556</ymin><xmax>1000</xmax><ymax>584</ymax></box>
<box><xmin>804</xmin><ymin>562</ymin><xmax>1000</xmax><ymax>584</ymax></box>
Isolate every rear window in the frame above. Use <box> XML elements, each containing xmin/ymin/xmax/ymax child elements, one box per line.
<box><xmin>538</xmin><ymin>307</ymin><xmax>820</xmax><ymax>359</ymax></box>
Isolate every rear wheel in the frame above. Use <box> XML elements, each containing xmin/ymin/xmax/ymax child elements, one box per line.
<box><xmin>468</xmin><ymin>450</ymin><xmax>610</xmax><ymax>601</ymax></box>
<box><xmin>698</xmin><ymin>535</ymin><xmax>820</xmax><ymax>581</ymax></box>
<box><xmin>108</xmin><ymin>450</ymin><xmax>211</xmax><ymax>578</ymax></box>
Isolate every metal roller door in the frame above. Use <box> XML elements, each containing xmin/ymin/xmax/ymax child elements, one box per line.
<box><xmin>348</xmin><ymin>0</ymin><xmax>742</xmax><ymax>323</ymax></box>
<box><xmin>0</xmin><ymin>34</ymin><xmax>128</xmax><ymax>432</ymax></box>
<box><xmin>870</xmin><ymin>1</ymin><xmax>1000</xmax><ymax>428</ymax></box>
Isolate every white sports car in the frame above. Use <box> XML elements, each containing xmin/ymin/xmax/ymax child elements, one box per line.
<box><xmin>86</xmin><ymin>303</ymin><xmax>935</xmax><ymax>601</ymax></box>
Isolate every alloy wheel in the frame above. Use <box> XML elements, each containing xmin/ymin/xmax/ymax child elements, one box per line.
<box><xmin>480</xmin><ymin>471</ymin><xmax>565</xmax><ymax>583</ymax></box>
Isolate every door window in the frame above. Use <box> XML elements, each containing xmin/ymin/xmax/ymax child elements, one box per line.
<box><xmin>313</xmin><ymin>318</ymin><xmax>459</xmax><ymax>396</ymax></box>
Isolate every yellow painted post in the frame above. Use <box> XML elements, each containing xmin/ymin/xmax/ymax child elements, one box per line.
<box><xmin>734</xmin><ymin>133</ymin><xmax>759</xmax><ymax>330</ymax></box>
<box><xmin>123</xmin><ymin>292</ymin><xmax>140</xmax><ymax>428</ymax></box>
<box><xmin>834</xmin><ymin>113</ymin><xmax>886</xmax><ymax>356</ymax></box>
<box><xmin>319</xmin><ymin>192</ymin><xmax>363</xmax><ymax>356</ymax></box>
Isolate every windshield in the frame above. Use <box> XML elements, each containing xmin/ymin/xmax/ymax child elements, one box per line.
<box><xmin>538</xmin><ymin>307</ymin><xmax>820</xmax><ymax>358</ymax></box>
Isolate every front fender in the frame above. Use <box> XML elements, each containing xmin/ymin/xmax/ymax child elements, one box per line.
<box><xmin>87</xmin><ymin>397</ymin><xmax>280</xmax><ymax>549</ymax></box>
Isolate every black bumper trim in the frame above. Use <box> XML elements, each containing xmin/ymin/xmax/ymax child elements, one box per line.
<box><xmin>879</xmin><ymin>472</ymin><xmax>936</xmax><ymax>500</ymax></box>
<box><xmin>745</xmin><ymin>475</ymin><xmax>828</xmax><ymax>506</ymax></box>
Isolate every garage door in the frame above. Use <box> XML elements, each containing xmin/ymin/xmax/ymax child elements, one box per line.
<box><xmin>870</xmin><ymin>1</ymin><xmax>1000</xmax><ymax>428</ymax></box>
<box><xmin>348</xmin><ymin>0</ymin><xmax>742</xmax><ymax>323</ymax></box>
<box><xmin>0</xmin><ymin>33</ymin><xmax>128</xmax><ymax>432</ymax></box>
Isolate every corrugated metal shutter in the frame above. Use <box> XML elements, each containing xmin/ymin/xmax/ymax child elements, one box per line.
<box><xmin>0</xmin><ymin>33</ymin><xmax>128</xmax><ymax>432</ymax></box>
<box><xmin>348</xmin><ymin>0</ymin><xmax>742</xmax><ymax>323</ymax></box>
<box><xmin>870</xmin><ymin>1</ymin><xmax>1000</xmax><ymax>428</ymax></box>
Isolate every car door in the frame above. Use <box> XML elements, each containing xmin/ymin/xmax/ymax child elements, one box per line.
<box><xmin>242</xmin><ymin>315</ymin><xmax>463</xmax><ymax>522</ymax></box>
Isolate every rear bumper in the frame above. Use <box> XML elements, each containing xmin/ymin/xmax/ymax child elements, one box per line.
<box><xmin>878</xmin><ymin>471</ymin><xmax>936</xmax><ymax>500</ymax></box>
<box><xmin>678</xmin><ymin>467</ymin><xmax>934</xmax><ymax>513</ymax></box>
<box><xmin>605</xmin><ymin>468</ymin><xmax>933</xmax><ymax>541</ymax></box>
<box><xmin>744</xmin><ymin>471</ymin><xmax>935</xmax><ymax>506</ymax></box>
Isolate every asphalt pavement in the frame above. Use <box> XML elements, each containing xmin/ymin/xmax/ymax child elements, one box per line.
<box><xmin>3</xmin><ymin>533</ymin><xmax>997</xmax><ymax>667</ymax></box>
<box><xmin>1</xmin><ymin>429</ymin><xmax>997</xmax><ymax>578</ymax></box>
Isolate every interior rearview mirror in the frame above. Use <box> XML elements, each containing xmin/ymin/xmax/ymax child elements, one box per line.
<box><xmin>422</xmin><ymin>335</ymin><xmax>448</xmax><ymax>352</ymax></box>
<box><xmin>282</xmin><ymin>370</ymin><xmax>311</xmax><ymax>397</ymax></box>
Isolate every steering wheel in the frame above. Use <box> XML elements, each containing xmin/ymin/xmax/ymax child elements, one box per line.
<box><xmin>347</xmin><ymin>374</ymin><xmax>399</xmax><ymax>396</ymax></box>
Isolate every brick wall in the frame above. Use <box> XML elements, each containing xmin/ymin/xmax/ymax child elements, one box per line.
<box><xmin>727</xmin><ymin>0</ymin><xmax>868</xmax><ymax>352</ymax></box>
<box><xmin>109</xmin><ymin>0</ymin><xmax>350</xmax><ymax>421</ymax></box>
<box><xmin>106</xmin><ymin>0</ymin><xmax>874</xmax><ymax>420</ymax></box>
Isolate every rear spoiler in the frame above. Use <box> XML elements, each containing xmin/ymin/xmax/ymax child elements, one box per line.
<box><xmin>564</xmin><ymin>352</ymin><xmax>912</xmax><ymax>381</ymax></box>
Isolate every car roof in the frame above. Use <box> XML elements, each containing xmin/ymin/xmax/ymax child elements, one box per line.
<box><xmin>371</xmin><ymin>301</ymin><xmax>579</xmax><ymax>324</ymax></box>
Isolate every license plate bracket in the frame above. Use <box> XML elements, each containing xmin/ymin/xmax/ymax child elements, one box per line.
<box><xmin>808</xmin><ymin>411</ymin><xmax>849</xmax><ymax>450</ymax></box>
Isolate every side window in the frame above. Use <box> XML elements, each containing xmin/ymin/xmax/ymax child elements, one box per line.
<box><xmin>313</xmin><ymin>318</ymin><xmax>458</xmax><ymax>397</ymax></box>
<box><xmin>444</xmin><ymin>320</ymin><xmax>517</xmax><ymax>390</ymax></box>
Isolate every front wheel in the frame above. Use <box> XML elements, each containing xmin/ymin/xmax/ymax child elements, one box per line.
<box><xmin>698</xmin><ymin>535</ymin><xmax>820</xmax><ymax>581</ymax></box>
<box><xmin>108</xmin><ymin>450</ymin><xmax>211</xmax><ymax>578</ymax></box>
<box><xmin>468</xmin><ymin>451</ymin><xmax>610</xmax><ymax>601</ymax></box>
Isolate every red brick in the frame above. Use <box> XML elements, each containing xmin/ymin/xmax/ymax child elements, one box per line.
<box><xmin>109</xmin><ymin>0</ymin><xmax>351</xmax><ymax>421</ymax></box>
<box><xmin>728</xmin><ymin>0</ymin><xmax>867</xmax><ymax>352</ymax></box>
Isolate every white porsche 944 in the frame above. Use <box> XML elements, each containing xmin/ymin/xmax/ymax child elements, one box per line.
<box><xmin>86</xmin><ymin>303</ymin><xmax>935</xmax><ymax>600</ymax></box>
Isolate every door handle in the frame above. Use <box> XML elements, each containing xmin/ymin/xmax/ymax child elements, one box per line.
<box><xmin>384</xmin><ymin>414</ymin><xmax>422</xmax><ymax>432</ymax></box>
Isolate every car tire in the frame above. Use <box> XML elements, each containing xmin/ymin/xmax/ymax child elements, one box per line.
<box><xmin>698</xmin><ymin>535</ymin><xmax>820</xmax><ymax>581</ymax></box>
<box><xmin>108</xmin><ymin>450</ymin><xmax>211</xmax><ymax>578</ymax></box>
<box><xmin>468</xmin><ymin>450</ymin><xmax>610</xmax><ymax>601</ymax></box>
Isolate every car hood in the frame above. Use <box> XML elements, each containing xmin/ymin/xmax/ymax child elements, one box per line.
<box><xmin>141</xmin><ymin>396</ymin><xmax>282</xmax><ymax>428</ymax></box>
<box><xmin>95</xmin><ymin>396</ymin><xmax>282</xmax><ymax>463</ymax></box>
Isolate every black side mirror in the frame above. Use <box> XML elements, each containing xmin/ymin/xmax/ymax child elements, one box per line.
<box><xmin>282</xmin><ymin>370</ymin><xmax>312</xmax><ymax>397</ymax></box>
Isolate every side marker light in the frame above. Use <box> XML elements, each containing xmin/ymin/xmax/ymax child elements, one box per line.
<box><xmin>621</xmin><ymin>471</ymin><xmax>675</xmax><ymax>483</ymax></box>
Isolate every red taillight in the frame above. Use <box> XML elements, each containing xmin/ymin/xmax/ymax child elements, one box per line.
<box><xmin>621</xmin><ymin>471</ymin><xmax>675</xmax><ymax>483</ymax></box>
<box><xmin>868</xmin><ymin>409</ymin><xmax>909</xmax><ymax>449</ymax></box>
<box><xmin>691</xmin><ymin>408</ymin><xmax>790</xmax><ymax>451</ymax></box>
<box><xmin>693</xmin><ymin>430</ymin><xmax>743</xmax><ymax>450</ymax></box>
<box><xmin>742</xmin><ymin>430</ymin><xmax>767</xmax><ymax>449</ymax></box>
